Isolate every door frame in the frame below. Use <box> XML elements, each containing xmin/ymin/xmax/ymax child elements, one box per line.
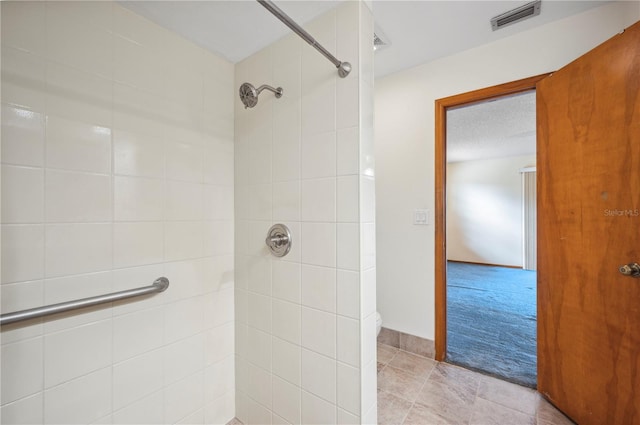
<box><xmin>434</xmin><ymin>73</ymin><xmax>551</xmax><ymax>361</ymax></box>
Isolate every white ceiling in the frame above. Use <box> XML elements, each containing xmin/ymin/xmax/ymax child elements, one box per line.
<box><xmin>121</xmin><ymin>0</ymin><xmax>609</xmax><ymax>77</ymax></box>
<box><xmin>446</xmin><ymin>91</ymin><xmax>536</xmax><ymax>163</ymax></box>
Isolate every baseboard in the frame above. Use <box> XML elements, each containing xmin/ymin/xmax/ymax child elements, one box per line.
<box><xmin>447</xmin><ymin>259</ymin><xmax>522</xmax><ymax>269</ymax></box>
<box><xmin>377</xmin><ymin>327</ymin><xmax>435</xmax><ymax>359</ymax></box>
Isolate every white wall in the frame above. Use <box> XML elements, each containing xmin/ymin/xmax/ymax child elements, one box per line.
<box><xmin>447</xmin><ymin>155</ymin><xmax>535</xmax><ymax>267</ymax></box>
<box><xmin>1</xmin><ymin>2</ymin><xmax>235</xmax><ymax>423</ymax></box>
<box><xmin>375</xmin><ymin>2</ymin><xmax>640</xmax><ymax>340</ymax></box>
<box><xmin>234</xmin><ymin>2</ymin><xmax>377</xmax><ymax>424</ymax></box>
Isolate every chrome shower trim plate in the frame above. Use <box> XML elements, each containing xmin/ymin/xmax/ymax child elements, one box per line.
<box><xmin>265</xmin><ymin>223</ymin><xmax>292</xmax><ymax>257</ymax></box>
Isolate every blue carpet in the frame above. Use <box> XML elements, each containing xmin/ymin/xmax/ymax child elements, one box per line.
<box><xmin>446</xmin><ymin>261</ymin><xmax>537</xmax><ymax>388</ymax></box>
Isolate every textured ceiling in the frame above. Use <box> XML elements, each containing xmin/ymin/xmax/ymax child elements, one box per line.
<box><xmin>120</xmin><ymin>1</ymin><xmax>611</xmax><ymax>77</ymax></box>
<box><xmin>446</xmin><ymin>91</ymin><xmax>536</xmax><ymax>163</ymax></box>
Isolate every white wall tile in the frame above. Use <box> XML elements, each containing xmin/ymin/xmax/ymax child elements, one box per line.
<box><xmin>248</xmin><ymin>397</ymin><xmax>272</xmax><ymax>425</ymax></box>
<box><xmin>247</xmin><ymin>363</ymin><xmax>272</xmax><ymax>409</ymax></box>
<box><xmin>272</xmin><ymin>181</ymin><xmax>300</xmax><ymax>222</ymax></box>
<box><xmin>202</xmin><ymin>254</ymin><xmax>234</xmax><ymax>293</ymax></box>
<box><xmin>165</xmin><ymin>221</ymin><xmax>203</xmax><ymax>262</ymax></box>
<box><xmin>272</xmin><ymin>337</ymin><xmax>301</xmax><ymax>386</ymax></box>
<box><xmin>45</xmin><ymin>2</ymin><xmax>113</xmax><ymax>79</ymax></box>
<box><xmin>361</xmin><ymin>268</ymin><xmax>376</xmax><ymax>319</ymax></box>
<box><xmin>337</xmin><ymin>223</ymin><xmax>359</xmax><ymax>271</ymax></box>
<box><xmin>301</xmin><ymin>178</ymin><xmax>336</xmax><ymax>222</ymax></box>
<box><xmin>272</xmin><ymin>100</ymin><xmax>301</xmax><ymax>183</ymax></box>
<box><xmin>361</xmin><ymin>223</ymin><xmax>376</xmax><ymax>270</ymax></box>
<box><xmin>164</xmin><ymin>334</ymin><xmax>204</xmax><ymax>385</ymax></box>
<box><xmin>1</xmin><ymin>337</ymin><xmax>43</xmax><ymax>404</ymax></box>
<box><xmin>248</xmin><ymin>256</ymin><xmax>271</xmax><ymax>296</ymax></box>
<box><xmin>301</xmin><ymin>131</ymin><xmax>336</xmax><ymax>179</ymax></box>
<box><xmin>204</xmin><ymin>140</ymin><xmax>234</xmax><ymax>186</ymax></box>
<box><xmin>45</xmin><ymin>223</ymin><xmax>112</xmax><ymax>278</ymax></box>
<box><xmin>2</xmin><ymin>3</ymin><xmax>236</xmax><ymax>424</ymax></box>
<box><xmin>1</xmin><ymin>104</ymin><xmax>46</xmax><ymax>167</ymax></box>
<box><xmin>164</xmin><ymin>372</ymin><xmax>204</xmax><ymax>425</ymax></box>
<box><xmin>248</xmin><ymin>184</ymin><xmax>272</xmax><ymax>221</ymax></box>
<box><xmin>44</xmin><ymin>368</ymin><xmax>112</xmax><ymax>425</ymax></box>
<box><xmin>164</xmin><ymin>297</ymin><xmax>204</xmax><ymax>344</ymax></box>
<box><xmin>166</xmin><ymin>181</ymin><xmax>204</xmax><ymax>221</ymax></box>
<box><xmin>204</xmin><ymin>286</ymin><xmax>234</xmax><ymax>328</ymax></box>
<box><xmin>361</xmin><ymin>176</ymin><xmax>376</xmax><ymax>223</ymax></box>
<box><xmin>247</xmin><ymin>327</ymin><xmax>272</xmax><ymax>372</ymax></box>
<box><xmin>1</xmin><ymin>1</ymin><xmax>46</xmax><ymax>54</ymax></box>
<box><xmin>337</xmin><ymin>270</ymin><xmax>360</xmax><ymax>319</ymax></box>
<box><xmin>272</xmin><ymin>376</ymin><xmax>301</xmax><ymax>425</ymax></box>
<box><xmin>361</xmin><ymin>313</ymin><xmax>377</xmax><ymax>368</ymax></box>
<box><xmin>338</xmin><ymin>408</ymin><xmax>360</xmax><ymax>425</ymax></box>
<box><xmin>337</xmin><ymin>176</ymin><xmax>360</xmax><ymax>226</ymax></box>
<box><xmin>113</xmin><ymin>222</ymin><xmax>163</xmax><ymax>268</ymax></box>
<box><xmin>46</xmin><ymin>115</ymin><xmax>112</xmax><ymax>174</ymax></box>
<box><xmin>361</xmin><ymin>359</ymin><xmax>377</xmax><ymax>421</ymax></box>
<box><xmin>302</xmin><ymin>390</ymin><xmax>337</xmax><ymax>425</ymax></box>
<box><xmin>272</xmin><ymin>260</ymin><xmax>301</xmax><ymax>304</ymax></box>
<box><xmin>1</xmin><ymin>279</ymin><xmax>43</xmax><ymax>313</ymax></box>
<box><xmin>114</xmin><ymin>35</ymin><xmax>165</xmax><ymax>95</ymax></box>
<box><xmin>301</xmin><ymin>307</ymin><xmax>335</xmax><ymax>358</ymax></box>
<box><xmin>336</xmin><ymin>127</ymin><xmax>359</xmax><ymax>176</ymax></box>
<box><xmin>337</xmin><ymin>362</ymin><xmax>360</xmax><ymax>416</ymax></box>
<box><xmin>0</xmin><ymin>393</ymin><xmax>43</xmax><ymax>425</ymax></box>
<box><xmin>301</xmin><ymin>349</ymin><xmax>336</xmax><ymax>403</ymax></box>
<box><xmin>301</xmin><ymin>265</ymin><xmax>336</xmax><ymax>313</ymax></box>
<box><xmin>205</xmin><ymin>323</ymin><xmax>234</xmax><ymax>366</ymax></box>
<box><xmin>204</xmin><ymin>184</ymin><xmax>234</xmax><ymax>221</ymax></box>
<box><xmin>114</xmin><ymin>176</ymin><xmax>164</xmax><ymax>221</ymax></box>
<box><xmin>337</xmin><ymin>316</ymin><xmax>360</xmax><ymax>367</ymax></box>
<box><xmin>203</xmin><ymin>220</ymin><xmax>234</xmax><ymax>257</ymax></box>
<box><xmin>44</xmin><ymin>319</ymin><xmax>112</xmax><ymax>388</ymax></box>
<box><xmin>112</xmin><ymin>390</ymin><xmax>163</xmax><ymax>425</ymax></box>
<box><xmin>166</xmin><ymin>140</ymin><xmax>204</xmax><ymax>183</ymax></box>
<box><xmin>45</xmin><ymin>61</ymin><xmax>111</xmax><ymax>127</ymax></box>
<box><xmin>204</xmin><ymin>356</ymin><xmax>234</xmax><ymax>403</ymax></box>
<box><xmin>113</xmin><ymin>349</ymin><xmax>163</xmax><ymax>410</ymax></box>
<box><xmin>113</xmin><ymin>126</ymin><xmax>165</xmax><ymax>178</ymax></box>
<box><xmin>337</xmin><ymin>75</ymin><xmax>359</xmax><ymax>130</ymax></box>
<box><xmin>248</xmin><ymin>292</ymin><xmax>272</xmax><ymax>334</ymax></box>
<box><xmin>45</xmin><ymin>170</ymin><xmax>111</xmax><ymax>223</ymax></box>
<box><xmin>301</xmin><ymin>223</ymin><xmax>336</xmax><ymax>268</ymax></box>
<box><xmin>272</xmin><ymin>299</ymin><xmax>301</xmax><ymax>345</ymax></box>
<box><xmin>1</xmin><ymin>224</ymin><xmax>44</xmax><ymax>284</ymax></box>
<box><xmin>205</xmin><ymin>392</ymin><xmax>236</xmax><ymax>425</ymax></box>
<box><xmin>2</xmin><ymin>165</ymin><xmax>43</xmax><ymax>224</ymax></box>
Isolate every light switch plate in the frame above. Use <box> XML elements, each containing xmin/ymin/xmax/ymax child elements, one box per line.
<box><xmin>414</xmin><ymin>209</ymin><xmax>429</xmax><ymax>225</ymax></box>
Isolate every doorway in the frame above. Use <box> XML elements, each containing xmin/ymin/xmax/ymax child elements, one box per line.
<box><xmin>434</xmin><ymin>75</ymin><xmax>551</xmax><ymax>385</ymax></box>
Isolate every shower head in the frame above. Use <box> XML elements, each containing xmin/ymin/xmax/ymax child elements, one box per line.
<box><xmin>239</xmin><ymin>82</ymin><xmax>283</xmax><ymax>109</ymax></box>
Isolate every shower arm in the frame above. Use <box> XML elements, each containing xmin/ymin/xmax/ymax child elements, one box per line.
<box><xmin>256</xmin><ymin>84</ymin><xmax>283</xmax><ymax>98</ymax></box>
<box><xmin>257</xmin><ymin>0</ymin><xmax>352</xmax><ymax>78</ymax></box>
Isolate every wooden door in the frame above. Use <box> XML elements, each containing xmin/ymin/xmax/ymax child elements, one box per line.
<box><xmin>537</xmin><ymin>20</ymin><xmax>640</xmax><ymax>425</ymax></box>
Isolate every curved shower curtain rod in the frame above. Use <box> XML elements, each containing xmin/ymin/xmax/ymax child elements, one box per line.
<box><xmin>257</xmin><ymin>0</ymin><xmax>352</xmax><ymax>78</ymax></box>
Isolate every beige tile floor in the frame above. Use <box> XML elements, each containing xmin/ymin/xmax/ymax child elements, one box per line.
<box><xmin>377</xmin><ymin>343</ymin><xmax>576</xmax><ymax>425</ymax></box>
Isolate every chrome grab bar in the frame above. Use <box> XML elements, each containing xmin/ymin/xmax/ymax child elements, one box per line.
<box><xmin>0</xmin><ymin>277</ymin><xmax>169</xmax><ymax>326</ymax></box>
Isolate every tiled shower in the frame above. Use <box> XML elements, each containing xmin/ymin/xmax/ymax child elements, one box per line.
<box><xmin>0</xmin><ymin>1</ymin><xmax>375</xmax><ymax>424</ymax></box>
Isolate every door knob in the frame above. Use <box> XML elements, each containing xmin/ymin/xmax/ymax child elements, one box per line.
<box><xmin>619</xmin><ymin>262</ymin><xmax>640</xmax><ymax>277</ymax></box>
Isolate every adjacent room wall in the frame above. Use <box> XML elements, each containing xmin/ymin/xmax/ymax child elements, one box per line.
<box><xmin>375</xmin><ymin>2</ymin><xmax>640</xmax><ymax>340</ymax></box>
<box><xmin>447</xmin><ymin>155</ymin><xmax>535</xmax><ymax>268</ymax></box>
<box><xmin>1</xmin><ymin>2</ymin><xmax>235</xmax><ymax>423</ymax></box>
<box><xmin>234</xmin><ymin>2</ymin><xmax>377</xmax><ymax>423</ymax></box>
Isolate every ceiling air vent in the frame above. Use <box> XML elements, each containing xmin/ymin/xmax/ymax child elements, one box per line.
<box><xmin>491</xmin><ymin>0</ymin><xmax>541</xmax><ymax>31</ymax></box>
